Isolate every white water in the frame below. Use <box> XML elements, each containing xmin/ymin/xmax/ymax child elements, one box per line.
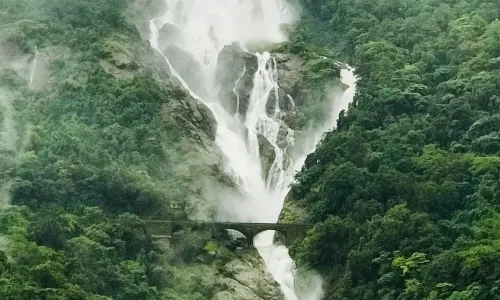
<box><xmin>254</xmin><ymin>66</ymin><xmax>356</xmax><ymax>300</ymax></box>
<box><xmin>148</xmin><ymin>1</ymin><xmax>356</xmax><ymax>299</ymax></box>
<box><xmin>28</xmin><ymin>46</ymin><xmax>38</xmax><ymax>88</ymax></box>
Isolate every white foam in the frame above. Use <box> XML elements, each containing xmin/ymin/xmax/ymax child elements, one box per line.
<box><xmin>148</xmin><ymin>1</ymin><xmax>357</xmax><ymax>298</ymax></box>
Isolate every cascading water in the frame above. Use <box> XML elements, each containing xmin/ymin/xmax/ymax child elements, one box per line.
<box><xmin>254</xmin><ymin>66</ymin><xmax>357</xmax><ymax>300</ymax></box>
<box><xmin>28</xmin><ymin>46</ymin><xmax>38</xmax><ymax>88</ymax></box>
<box><xmin>149</xmin><ymin>0</ymin><xmax>296</xmax><ymax>222</ymax></box>
<box><xmin>148</xmin><ymin>1</ymin><xmax>357</xmax><ymax>299</ymax></box>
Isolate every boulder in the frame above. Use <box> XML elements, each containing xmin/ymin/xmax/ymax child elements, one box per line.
<box><xmin>282</xmin><ymin>110</ymin><xmax>307</xmax><ymax>130</ymax></box>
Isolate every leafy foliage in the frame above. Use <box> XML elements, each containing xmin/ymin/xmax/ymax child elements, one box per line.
<box><xmin>290</xmin><ymin>0</ymin><xmax>500</xmax><ymax>299</ymax></box>
<box><xmin>0</xmin><ymin>0</ymin><xmax>218</xmax><ymax>298</ymax></box>
<box><xmin>0</xmin><ymin>207</ymin><xmax>163</xmax><ymax>299</ymax></box>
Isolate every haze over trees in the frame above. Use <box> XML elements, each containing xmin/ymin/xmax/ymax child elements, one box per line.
<box><xmin>0</xmin><ymin>0</ymin><xmax>219</xmax><ymax>298</ymax></box>
<box><xmin>0</xmin><ymin>0</ymin><xmax>499</xmax><ymax>299</ymax></box>
<box><xmin>288</xmin><ymin>0</ymin><xmax>500</xmax><ymax>299</ymax></box>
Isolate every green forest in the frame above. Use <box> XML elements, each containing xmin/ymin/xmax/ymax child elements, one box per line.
<box><xmin>1</xmin><ymin>0</ymin><xmax>500</xmax><ymax>299</ymax></box>
<box><xmin>288</xmin><ymin>0</ymin><xmax>500</xmax><ymax>299</ymax></box>
<box><xmin>0</xmin><ymin>0</ymin><xmax>221</xmax><ymax>299</ymax></box>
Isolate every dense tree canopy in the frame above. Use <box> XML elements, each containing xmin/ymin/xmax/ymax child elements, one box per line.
<box><xmin>2</xmin><ymin>0</ymin><xmax>500</xmax><ymax>299</ymax></box>
<box><xmin>0</xmin><ymin>0</ymin><xmax>219</xmax><ymax>299</ymax></box>
<box><xmin>289</xmin><ymin>0</ymin><xmax>500</xmax><ymax>299</ymax></box>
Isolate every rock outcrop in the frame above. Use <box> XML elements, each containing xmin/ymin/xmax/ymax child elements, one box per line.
<box><xmin>158</xmin><ymin>23</ymin><xmax>183</xmax><ymax>48</ymax></box>
<box><xmin>126</xmin><ymin>0</ymin><xmax>168</xmax><ymax>40</ymax></box>
<box><xmin>215</xmin><ymin>45</ymin><xmax>306</xmax><ymax>127</ymax></box>
<box><xmin>258</xmin><ymin>134</ymin><xmax>277</xmax><ymax>178</ymax></box>
<box><xmin>214</xmin><ymin>44</ymin><xmax>312</xmax><ymax>181</ymax></box>
<box><xmin>274</xmin><ymin>52</ymin><xmax>303</xmax><ymax>102</ymax></box>
<box><xmin>212</xmin><ymin>251</ymin><xmax>284</xmax><ymax>300</ymax></box>
<box><xmin>215</xmin><ymin>42</ymin><xmax>258</xmax><ymax>116</ymax></box>
<box><xmin>162</xmin><ymin>45</ymin><xmax>208</xmax><ymax>99</ymax></box>
<box><xmin>272</xmin><ymin>52</ymin><xmax>307</xmax><ymax>130</ymax></box>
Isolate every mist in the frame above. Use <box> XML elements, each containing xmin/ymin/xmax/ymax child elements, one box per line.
<box><xmin>148</xmin><ymin>1</ymin><xmax>358</xmax><ymax>299</ymax></box>
<box><xmin>0</xmin><ymin>44</ymin><xmax>38</xmax><ymax>208</ymax></box>
<box><xmin>295</xmin><ymin>269</ymin><xmax>325</xmax><ymax>300</ymax></box>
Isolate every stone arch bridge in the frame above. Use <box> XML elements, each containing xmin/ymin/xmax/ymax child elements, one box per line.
<box><xmin>145</xmin><ymin>220</ymin><xmax>310</xmax><ymax>246</ymax></box>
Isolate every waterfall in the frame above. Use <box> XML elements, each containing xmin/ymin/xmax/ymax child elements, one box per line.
<box><xmin>148</xmin><ymin>1</ymin><xmax>357</xmax><ymax>299</ymax></box>
<box><xmin>233</xmin><ymin>63</ymin><xmax>247</xmax><ymax>117</ymax></box>
<box><xmin>254</xmin><ymin>66</ymin><xmax>357</xmax><ymax>300</ymax></box>
<box><xmin>28</xmin><ymin>46</ymin><xmax>38</xmax><ymax>88</ymax></box>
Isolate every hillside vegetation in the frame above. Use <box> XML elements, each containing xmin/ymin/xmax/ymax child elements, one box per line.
<box><xmin>0</xmin><ymin>0</ymin><xmax>224</xmax><ymax>299</ymax></box>
<box><xmin>1</xmin><ymin>0</ymin><xmax>500</xmax><ymax>299</ymax></box>
<box><xmin>288</xmin><ymin>0</ymin><xmax>500</xmax><ymax>299</ymax></box>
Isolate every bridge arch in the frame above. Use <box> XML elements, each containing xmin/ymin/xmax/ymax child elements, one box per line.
<box><xmin>224</xmin><ymin>228</ymin><xmax>248</xmax><ymax>241</ymax></box>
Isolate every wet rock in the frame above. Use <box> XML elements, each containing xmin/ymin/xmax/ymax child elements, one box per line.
<box><xmin>164</xmin><ymin>86</ymin><xmax>217</xmax><ymax>142</ymax></box>
<box><xmin>258</xmin><ymin>134</ymin><xmax>276</xmax><ymax>180</ymax></box>
<box><xmin>216</xmin><ymin>42</ymin><xmax>258</xmax><ymax>116</ymax></box>
<box><xmin>194</xmin><ymin>98</ymin><xmax>218</xmax><ymax>141</ymax></box>
<box><xmin>216</xmin><ymin>42</ymin><xmax>246</xmax><ymax>88</ymax></box>
<box><xmin>163</xmin><ymin>45</ymin><xmax>208</xmax><ymax>98</ymax></box>
<box><xmin>126</xmin><ymin>0</ymin><xmax>168</xmax><ymax>39</ymax></box>
<box><xmin>218</xmin><ymin>90</ymin><xmax>238</xmax><ymax>116</ymax></box>
<box><xmin>283</xmin><ymin>111</ymin><xmax>307</xmax><ymax>130</ymax></box>
<box><xmin>270</xmin><ymin>52</ymin><xmax>311</xmax><ymax>134</ymax></box>
<box><xmin>266</xmin><ymin>87</ymin><xmax>289</xmax><ymax>116</ymax></box>
<box><xmin>158</xmin><ymin>23</ymin><xmax>183</xmax><ymax>49</ymax></box>
<box><xmin>276</xmin><ymin>125</ymin><xmax>291</xmax><ymax>149</ymax></box>
<box><xmin>237</xmin><ymin>54</ymin><xmax>259</xmax><ymax>116</ymax></box>
<box><xmin>273</xmin><ymin>53</ymin><xmax>290</xmax><ymax>63</ymax></box>
<box><xmin>275</xmin><ymin>53</ymin><xmax>303</xmax><ymax>100</ymax></box>
<box><xmin>213</xmin><ymin>253</ymin><xmax>284</xmax><ymax>300</ymax></box>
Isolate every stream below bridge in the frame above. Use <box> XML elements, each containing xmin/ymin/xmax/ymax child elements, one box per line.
<box><xmin>148</xmin><ymin>1</ymin><xmax>357</xmax><ymax>299</ymax></box>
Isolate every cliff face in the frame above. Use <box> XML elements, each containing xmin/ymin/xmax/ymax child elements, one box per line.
<box><xmin>0</xmin><ymin>0</ymin><xmax>346</xmax><ymax>299</ymax></box>
<box><xmin>0</xmin><ymin>0</ymin><xmax>284</xmax><ymax>298</ymax></box>
<box><xmin>214</xmin><ymin>42</ymin><xmax>344</xmax><ymax>182</ymax></box>
<box><xmin>215</xmin><ymin>43</ymin><xmax>308</xmax><ymax>129</ymax></box>
<box><xmin>0</xmin><ymin>0</ymin><xmax>236</xmax><ymax>220</ymax></box>
<box><xmin>215</xmin><ymin>42</ymin><xmax>259</xmax><ymax>117</ymax></box>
